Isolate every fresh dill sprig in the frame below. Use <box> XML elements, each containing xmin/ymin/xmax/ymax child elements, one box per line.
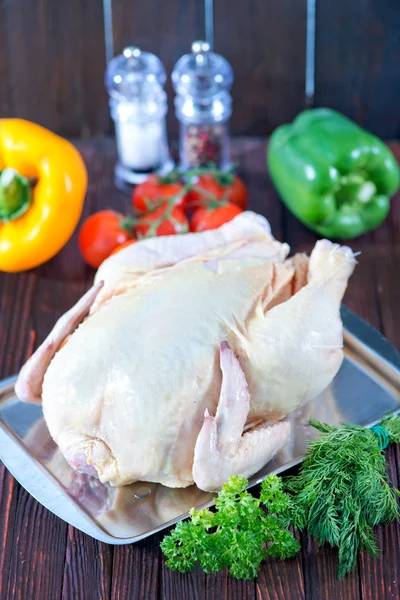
<box><xmin>160</xmin><ymin>474</ymin><xmax>300</xmax><ymax>579</ymax></box>
<box><xmin>382</xmin><ymin>412</ymin><xmax>400</xmax><ymax>444</ymax></box>
<box><xmin>284</xmin><ymin>415</ymin><xmax>400</xmax><ymax>578</ymax></box>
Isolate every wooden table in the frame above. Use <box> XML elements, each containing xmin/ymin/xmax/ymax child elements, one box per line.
<box><xmin>0</xmin><ymin>138</ymin><xmax>399</xmax><ymax>600</ymax></box>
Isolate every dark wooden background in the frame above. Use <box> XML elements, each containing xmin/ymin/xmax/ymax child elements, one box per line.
<box><xmin>0</xmin><ymin>0</ymin><xmax>399</xmax><ymax>139</ymax></box>
<box><xmin>1</xmin><ymin>1</ymin><xmax>400</xmax><ymax>598</ymax></box>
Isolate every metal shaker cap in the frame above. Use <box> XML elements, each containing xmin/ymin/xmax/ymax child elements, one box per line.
<box><xmin>105</xmin><ymin>46</ymin><xmax>167</xmax><ymax>101</ymax></box>
<box><xmin>172</xmin><ymin>41</ymin><xmax>233</xmax><ymax>98</ymax></box>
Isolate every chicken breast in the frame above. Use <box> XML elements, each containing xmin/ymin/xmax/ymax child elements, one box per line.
<box><xmin>16</xmin><ymin>212</ymin><xmax>356</xmax><ymax>491</ymax></box>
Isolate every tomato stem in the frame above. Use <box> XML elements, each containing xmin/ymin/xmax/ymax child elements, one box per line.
<box><xmin>155</xmin><ymin>170</ymin><xmax>183</xmax><ymax>185</ymax></box>
<box><xmin>186</xmin><ymin>185</ymin><xmax>230</xmax><ymax>210</ymax></box>
<box><xmin>132</xmin><ymin>182</ymin><xmax>193</xmax><ymax>238</ymax></box>
<box><xmin>185</xmin><ymin>163</ymin><xmax>238</xmax><ymax>187</ymax></box>
<box><xmin>119</xmin><ymin>216</ymin><xmax>137</xmax><ymax>237</ymax></box>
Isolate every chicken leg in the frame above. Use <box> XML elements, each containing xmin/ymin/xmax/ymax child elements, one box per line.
<box><xmin>244</xmin><ymin>240</ymin><xmax>356</xmax><ymax>420</ymax></box>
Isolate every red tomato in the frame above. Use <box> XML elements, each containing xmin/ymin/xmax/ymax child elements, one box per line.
<box><xmin>110</xmin><ymin>239</ymin><xmax>137</xmax><ymax>255</ymax></box>
<box><xmin>187</xmin><ymin>174</ymin><xmax>248</xmax><ymax>210</ymax></box>
<box><xmin>136</xmin><ymin>203</ymin><xmax>189</xmax><ymax>237</ymax></box>
<box><xmin>78</xmin><ymin>210</ymin><xmax>132</xmax><ymax>268</ymax></box>
<box><xmin>190</xmin><ymin>203</ymin><xmax>243</xmax><ymax>232</ymax></box>
<box><xmin>132</xmin><ymin>174</ymin><xmax>188</xmax><ymax>212</ymax></box>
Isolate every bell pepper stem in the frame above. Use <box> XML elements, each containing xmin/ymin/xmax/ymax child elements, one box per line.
<box><xmin>336</xmin><ymin>174</ymin><xmax>377</xmax><ymax>206</ymax></box>
<box><xmin>357</xmin><ymin>181</ymin><xmax>377</xmax><ymax>203</ymax></box>
<box><xmin>0</xmin><ymin>168</ymin><xmax>32</xmax><ymax>222</ymax></box>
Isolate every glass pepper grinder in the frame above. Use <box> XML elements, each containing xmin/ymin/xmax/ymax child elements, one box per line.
<box><xmin>172</xmin><ymin>41</ymin><xmax>233</xmax><ymax>171</ymax></box>
<box><xmin>105</xmin><ymin>46</ymin><xmax>174</xmax><ymax>192</ymax></box>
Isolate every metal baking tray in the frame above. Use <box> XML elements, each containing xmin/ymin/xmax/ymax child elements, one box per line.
<box><xmin>0</xmin><ymin>306</ymin><xmax>399</xmax><ymax>545</ymax></box>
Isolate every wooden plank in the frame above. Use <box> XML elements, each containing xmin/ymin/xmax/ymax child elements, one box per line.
<box><xmin>315</xmin><ymin>1</ymin><xmax>400</xmax><ymax>139</ymax></box>
<box><xmin>371</xmin><ymin>244</ymin><xmax>400</xmax><ymax>350</ymax></box>
<box><xmin>0</xmin><ymin>1</ymin><xmax>11</xmax><ymax>117</ymax></box>
<box><xmin>242</xmin><ymin>139</ymin><xmax>284</xmax><ymax>240</ymax></box>
<box><xmin>0</xmin><ymin>0</ymin><xmax>108</xmax><ymax>137</ymax></box>
<box><xmin>301</xmin><ymin>537</ymin><xmax>361</xmax><ymax>600</ymax></box>
<box><xmin>4</xmin><ymin>487</ymin><xmax>67</xmax><ymax>600</ymax></box>
<box><xmin>62</xmin><ymin>527</ymin><xmax>113</xmax><ymax>600</ymax></box>
<box><xmin>160</xmin><ymin>557</ymin><xmax>206</xmax><ymax>600</ymax></box>
<box><xmin>76</xmin><ymin>138</ymin><xmax>132</xmax><ymax>217</ymax></box>
<box><xmin>111</xmin><ymin>0</ymin><xmax>205</xmax><ymax>138</ymax></box>
<box><xmin>206</xmin><ymin>571</ymin><xmax>255</xmax><ymax>600</ymax></box>
<box><xmin>0</xmin><ymin>272</ymin><xmax>42</xmax><ymax>600</ymax></box>
<box><xmin>112</xmin><ymin>533</ymin><xmax>161</xmax><ymax>600</ymax></box>
<box><xmin>371</xmin><ymin>144</ymin><xmax>400</xmax><ymax>348</ymax></box>
<box><xmin>358</xmin><ymin>448</ymin><xmax>400</xmax><ymax>600</ymax></box>
<box><xmin>341</xmin><ymin>236</ymin><xmax>382</xmax><ymax>330</ymax></box>
<box><xmin>372</xmin><ymin>196</ymin><xmax>400</xmax><ymax>254</ymax></box>
<box><xmin>281</xmin><ymin>207</ymin><xmax>319</xmax><ymax>254</ymax></box>
<box><xmin>0</xmin><ymin>273</ymin><xmax>36</xmax><ymax>379</ymax></box>
<box><xmin>214</xmin><ymin>0</ymin><xmax>307</xmax><ymax>135</ymax></box>
<box><xmin>256</xmin><ymin>533</ymin><xmax>304</xmax><ymax>600</ymax></box>
<box><xmin>361</xmin><ymin>143</ymin><xmax>400</xmax><ymax>599</ymax></box>
<box><xmin>0</xmin><ymin>467</ymin><xmax>19</xmax><ymax>600</ymax></box>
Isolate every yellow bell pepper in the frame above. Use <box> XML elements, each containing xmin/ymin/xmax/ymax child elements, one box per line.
<box><xmin>0</xmin><ymin>119</ymin><xmax>87</xmax><ymax>272</ymax></box>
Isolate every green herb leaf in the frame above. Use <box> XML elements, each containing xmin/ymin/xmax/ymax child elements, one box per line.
<box><xmin>284</xmin><ymin>417</ymin><xmax>400</xmax><ymax>579</ymax></box>
<box><xmin>160</xmin><ymin>474</ymin><xmax>300</xmax><ymax>579</ymax></box>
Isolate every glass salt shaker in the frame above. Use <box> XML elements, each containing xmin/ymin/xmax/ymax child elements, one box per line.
<box><xmin>172</xmin><ymin>41</ymin><xmax>233</xmax><ymax>171</ymax></box>
<box><xmin>105</xmin><ymin>46</ymin><xmax>174</xmax><ymax>192</ymax></box>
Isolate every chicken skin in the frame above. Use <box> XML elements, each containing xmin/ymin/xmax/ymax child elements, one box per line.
<box><xmin>16</xmin><ymin>212</ymin><xmax>355</xmax><ymax>491</ymax></box>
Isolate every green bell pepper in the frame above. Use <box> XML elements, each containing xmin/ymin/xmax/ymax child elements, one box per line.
<box><xmin>267</xmin><ymin>108</ymin><xmax>400</xmax><ymax>239</ymax></box>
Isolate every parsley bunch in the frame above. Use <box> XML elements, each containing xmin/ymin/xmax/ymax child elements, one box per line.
<box><xmin>160</xmin><ymin>474</ymin><xmax>300</xmax><ymax>579</ymax></box>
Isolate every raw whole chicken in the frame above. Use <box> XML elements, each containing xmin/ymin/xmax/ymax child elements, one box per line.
<box><xmin>16</xmin><ymin>212</ymin><xmax>356</xmax><ymax>492</ymax></box>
